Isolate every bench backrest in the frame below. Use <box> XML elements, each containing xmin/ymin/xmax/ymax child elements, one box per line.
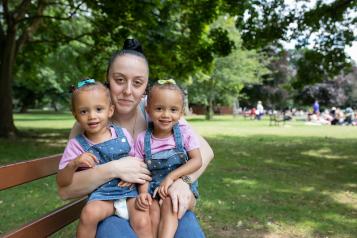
<box><xmin>0</xmin><ymin>154</ymin><xmax>86</xmax><ymax>237</ymax></box>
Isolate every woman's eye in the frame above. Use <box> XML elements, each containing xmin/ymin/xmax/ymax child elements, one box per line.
<box><xmin>133</xmin><ymin>80</ymin><xmax>143</xmax><ymax>87</ymax></box>
<box><xmin>114</xmin><ymin>78</ymin><xmax>125</xmax><ymax>84</ymax></box>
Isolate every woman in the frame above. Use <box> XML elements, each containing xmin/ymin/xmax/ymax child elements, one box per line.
<box><xmin>57</xmin><ymin>39</ymin><xmax>214</xmax><ymax>237</ymax></box>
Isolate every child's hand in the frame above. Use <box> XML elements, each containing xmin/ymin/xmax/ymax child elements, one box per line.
<box><xmin>157</xmin><ymin>176</ymin><xmax>174</xmax><ymax>199</ymax></box>
<box><xmin>74</xmin><ymin>152</ymin><xmax>98</xmax><ymax>168</ymax></box>
<box><xmin>118</xmin><ymin>181</ymin><xmax>133</xmax><ymax>188</ymax></box>
<box><xmin>135</xmin><ymin>193</ymin><xmax>152</xmax><ymax>211</ymax></box>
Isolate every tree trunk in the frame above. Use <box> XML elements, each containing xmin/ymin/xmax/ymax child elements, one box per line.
<box><xmin>205</xmin><ymin>95</ymin><xmax>214</xmax><ymax>120</ymax></box>
<box><xmin>205</xmin><ymin>77</ymin><xmax>214</xmax><ymax>120</ymax></box>
<box><xmin>0</xmin><ymin>31</ymin><xmax>17</xmax><ymax>138</ymax></box>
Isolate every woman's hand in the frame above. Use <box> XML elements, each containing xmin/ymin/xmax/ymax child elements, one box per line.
<box><xmin>109</xmin><ymin>156</ymin><xmax>151</xmax><ymax>184</ymax></box>
<box><xmin>168</xmin><ymin>179</ymin><xmax>196</xmax><ymax>219</ymax></box>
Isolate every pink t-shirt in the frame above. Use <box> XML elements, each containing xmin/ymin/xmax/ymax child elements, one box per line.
<box><xmin>134</xmin><ymin>123</ymin><xmax>200</xmax><ymax>159</ymax></box>
<box><xmin>59</xmin><ymin>127</ymin><xmax>134</xmax><ymax>170</ymax></box>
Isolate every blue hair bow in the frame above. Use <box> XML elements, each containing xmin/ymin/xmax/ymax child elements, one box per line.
<box><xmin>77</xmin><ymin>79</ymin><xmax>96</xmax><ymax>88</ymax></box>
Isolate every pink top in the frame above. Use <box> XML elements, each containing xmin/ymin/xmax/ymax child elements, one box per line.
<box><xmin>59</xmin><ymin>127</ymin><xmax>134</xmax><ymax>170</ymax></box>
<box><xmin>134</xmin><ymin>123</ymin><xmax>200</xmax><ymax>159</ymax></box>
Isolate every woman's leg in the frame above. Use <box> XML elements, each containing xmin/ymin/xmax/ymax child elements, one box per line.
<box><xmin>127</xmin><ymin>198</ymin><xmax>153</xmax><ymax>238</ymax></box>
<box><xmin>77</xmin><ymin>200</ymin><xmax>114</xmax><ymax>238</ymax></box>
<box><xmin>96</xmin><ymin>216</ymin><xmax>137</xmax><ymax>238</ymax></box>
<box><xmin>96</xmin><ymin>210</ymin><xmax>205</xmax><ymax>238</ymax></box>
<box><xmin>158</xmin><ymin>197</ymin><xmax>178</xmax><ymax>238</ymax></box>
<box><xmin>175</xmin><ymin>211</ymin><xmax>205</xmax><ymax>238</ymax></box>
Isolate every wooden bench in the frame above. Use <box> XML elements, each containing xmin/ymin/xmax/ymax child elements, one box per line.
<box><xmin>0</xmin><ymin>154</ymin><xmax>86</xmax><ymax>237</ymax></box>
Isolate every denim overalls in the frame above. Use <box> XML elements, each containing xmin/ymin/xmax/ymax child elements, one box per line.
<box><xmin>76</xmin><ymin>125</ymin><xmax>138</xmax><ymax>201</ymax></box>
<box><xmin>144</xmin><ymin>123</ymin><xmax>199</xmax><ymax>198</ymax></box>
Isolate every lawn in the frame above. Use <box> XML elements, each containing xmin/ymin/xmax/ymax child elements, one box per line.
<box><xmin>0</xmin><ymin>112</ymin><xmax>356</xmax><ymax>237</ymax></box>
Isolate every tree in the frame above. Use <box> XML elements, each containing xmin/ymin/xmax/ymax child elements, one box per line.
<box><xmin>0</xmin><ymin>0</ymin><xmax>90</xmax><ymax>137</ymax></box>
<box><xmin>241</xmin><ymin>48</ymin><xmax>294</xmax><ymax>110</ymax></box>
<box><xmin>226</xmin><ymin>0</ymin><xmax>356</xmax><ymax>82</ymax></box>
<box><xmin>189</xmin><ymin>16</ymin><xmax>270</xmax><ymax>119</ymax></box>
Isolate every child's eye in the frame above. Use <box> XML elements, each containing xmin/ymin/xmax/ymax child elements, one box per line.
<box><xmin>96</xmin><ymin>107</ymin><xmax>103</xmax><ymax>112</ymax></box>
<box><xmin>79</xmin><ymin>110</ymin><xmax>87</xmax><ymax>115</ymax></box>
<box><xmin>171</xmin><ymin>108</ymin><xmax>179</xmax><ymax>113</ymax></box>
<box><xmin>155</xmin><ymin>107</ymin><xmax>162</xmax><ymax>111</ymax></box>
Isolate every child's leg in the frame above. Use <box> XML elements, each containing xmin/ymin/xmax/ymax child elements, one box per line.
<box><xmin>158</xmin><ymin>197</ymin><xmax>179</xmax><ymax>238</ymax></box>
<box><xmin>77</xmin><ymin>200</ymin><xmax>114</xmax><ymax>238</ymax></box>
<box><xmin>149</xmin><ymin>199</ymin><xmax>161</xmax><ymax>238</ymax></box>
<box><xmin>127</xmin><ymin>198</ymin><xmax>153</xmax><ymax>238</ymax></box>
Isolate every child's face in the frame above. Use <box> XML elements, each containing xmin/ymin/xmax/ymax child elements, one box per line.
<box><xmin>146</xmin><ymin>87</ymin><xmax>183</xmax><ymax>135</ymax></box>
<box><xmin>73</xmin><ymin>88</ymin><xmax>114</xmax><ymax>136</ymax></box>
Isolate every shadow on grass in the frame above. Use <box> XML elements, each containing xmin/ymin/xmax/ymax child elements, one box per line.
<box><xmin>199</xmin><ymin>134</ymin><xmax>357</xmax><ymax>238</ymax></box>
<box><xmin>0</xmin><ymin>128</ymin><xmax>70</xmax><ymax>165</ymax></box>
<box><xmin>15</xmin><ymin>117</ymin><xmax>74</xmax><ymax>121</ymax></box>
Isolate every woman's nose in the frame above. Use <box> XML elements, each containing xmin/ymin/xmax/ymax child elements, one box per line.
<box><xmin>123</xmin><ymin>81</ymin><xmax>132</xmax><ymax>95</ymax></box>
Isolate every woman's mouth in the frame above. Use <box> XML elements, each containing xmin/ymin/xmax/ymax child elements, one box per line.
<box><xmin>117</xmin><ymin>98</ymin><xmax>134</xmax><ymax>106</ymax></box>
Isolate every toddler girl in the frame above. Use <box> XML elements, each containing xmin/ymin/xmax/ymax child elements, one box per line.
<box><xmin>57</xmin><ymin>79</ymin><xmax>151</xmax><ymax>238</ymax></box>
<box><xmin>134</xmin><ymin>79</ymin><xmax>202</xmax><ymax>238</ymax></box>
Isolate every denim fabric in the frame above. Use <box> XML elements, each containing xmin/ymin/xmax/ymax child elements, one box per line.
<box><xmin>144</xmin><ymin>123</ymin><xmax>199</xmax><ymax>197</ymax></box>
<box><xmin>96</xmin><ymin>211</ymin><xmax>205</xmax><ymax>238</ymax></box>
<box><xmin>76</xmin><ymin>125</ymin><xmax>138</xmax><ymax>201</ymax></box>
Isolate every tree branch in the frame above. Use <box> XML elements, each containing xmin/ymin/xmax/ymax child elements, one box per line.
<box><xmin>17</xmin><ymin>1</ymin><xmax>87</xmax><ymax>23</ymax></box>
<box><xmin>2</xmin><ymin>0</ymin><xmax>9</xmax><ymax>20</ymax></box>
<box><xmin>13</xmin><ymin>0</ymin><xmax>32</xmax><ymax>22</ymax></box>
<box><xmin>15</xmin><ymin>0</ymin><xmax>47</xmax><ymax>55</ymax></box>
<box><xmin>29</xmin><ymin>32</ymin><xmax>93</xmax><ymax>46</ymax></box>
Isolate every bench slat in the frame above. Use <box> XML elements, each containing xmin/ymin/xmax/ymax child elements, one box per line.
<box><xmin>2</xmin><ymin>197</ymin><xmax>87</xmax><ymax>238</ymax></box>
<box><xmin>0</xmin><ymin>154</ymin><xmax>62</xmax><ymax>190</ymax></box>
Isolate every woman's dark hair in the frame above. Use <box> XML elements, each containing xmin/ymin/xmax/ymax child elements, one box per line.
<box><xmin>105</xmin><ymin>38</ymin><xmax>148</xmax><ymax>81</ymax></box>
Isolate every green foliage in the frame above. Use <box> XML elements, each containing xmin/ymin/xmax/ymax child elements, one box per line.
<box><xmin>188</xmin><ymin>16</ymin><xmax>269</xmax><ymax>118</ymax></box>
<box><xmin>226</xmin><ymin>0</ymin><xmax>356</xmax><ymax>79</ymax></box>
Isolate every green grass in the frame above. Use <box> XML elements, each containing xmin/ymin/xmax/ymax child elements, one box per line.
<box><xmin>0</xmin><ymin>113</ymin><xmax>356</xmax><ymax>237</ymax></box>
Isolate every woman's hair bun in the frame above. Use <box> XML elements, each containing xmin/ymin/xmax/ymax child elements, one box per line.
<box><xmin>123</xmin><ymin>38</ymin><xmax>143</xmax><ymax>54</ymax></box>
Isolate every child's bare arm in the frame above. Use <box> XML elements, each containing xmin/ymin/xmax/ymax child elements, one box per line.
<box><xmin>138</xmin><ymin>181</ymin><xmax>149</xmax><ymax>194</ymax></box>
<box><xmin>56</xmin><ymin>152</ymin><xmax>98</xmax><ymax>187</ymax></box>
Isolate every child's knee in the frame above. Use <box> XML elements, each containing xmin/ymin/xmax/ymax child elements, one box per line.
<box><xmin>131</xmin><ymin>214</ymin><xmax>151</xmax><ymax>232</ymax></box>
<box><xmin>80</xmin><ymin>203</ymin><xmax>102</xmax><ymax>224</ymax></box>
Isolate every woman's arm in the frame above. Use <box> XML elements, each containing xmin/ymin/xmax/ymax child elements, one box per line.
<box><xmin>58</xmin><ymin>157</ymin><xmax>151</xmax><ymax>200</ymax></box>
<box><xmin>187</xmin><ymin>134</ymin><xmax>214</xmax><ymax>181</ymax></box>
<box><xmin>168</xmin><ymin>133</ymin><xmax>214</xmax><ymax>218</ymax></box>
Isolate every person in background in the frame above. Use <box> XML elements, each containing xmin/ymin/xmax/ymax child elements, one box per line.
<box><xmin>256</xmin><ymin>101</ymin><xmax>264</xmax><ymax>120</ymax></box>
<box><xmin>313</xmin><ymin>100</ymin><xmax>320</xmax><ymax>116</ymax></box>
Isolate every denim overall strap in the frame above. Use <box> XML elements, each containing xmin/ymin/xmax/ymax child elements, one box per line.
<box><xmin>75</xmin><ymin>134</ymin><xmax>91</xmax><ymax>152</ymax></box>
<box><xmin>144</xmin><ymin>122</ymin><xmax>154</xmax><ymax>161</ymax></box>
<box><xmin>112</xmin><ymin>124</ymin><xmax>125</xmax><ymax>139</ymax></box>
<box><xmin>172</xmin><ymin>123</ymin><xmax>185</xmax><ymax>153</ymax></box>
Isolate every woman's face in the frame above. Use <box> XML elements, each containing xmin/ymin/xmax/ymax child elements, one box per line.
<box><xmin>108</xmin><ymin>54</ymin><xmax>149</xmax><ymax>115</ymax></box>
